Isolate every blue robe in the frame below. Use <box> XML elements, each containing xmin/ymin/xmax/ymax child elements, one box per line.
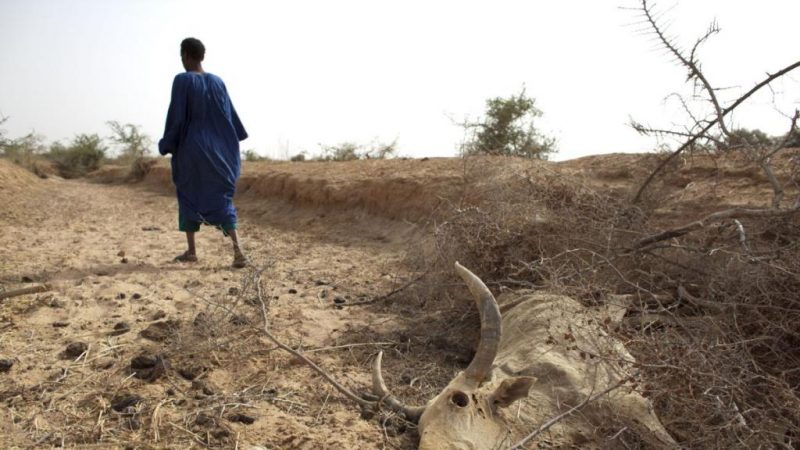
<box><xmin>158</xmin><ymin>72</ymin><xmax>248</xmax><ymax>225</ymax></box>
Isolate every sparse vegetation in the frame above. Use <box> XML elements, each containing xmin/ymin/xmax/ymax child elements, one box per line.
<box><xmin>722</xmin><ymin>127</ymin><xmax>774</xmax><ymax>150</ymax></box>
<box><xmin>0</xmin><ymin>117</ymin><xmax>158</xmax><ymax>180</ymax></box>
<box><xmin>319</xmin><ymin>142</ymin><xmax>360</xmax><ymax>161</ymax></box>
<box><xmin>107</xmin><ymin>121</ymin><xmax>155</xmax><ymax>180</ymax></box>
<box><xmin>317</xmin><ymin>139</ymin><xmax>397</xmax><ymax>161</ymax></box>
<box><xmin>0</xmin><ymin>130</ymin><xmax>48</xmax><ymax>176</ymax></box>
<box><xmin>107</xmin><ymin>121</ymin><xmax>151</xmax><ymax>163</ymax></box>
<box><xmin>242</xmin><ymin>148</ymin><xmax>269</xmax><ymax>162</ymax></box>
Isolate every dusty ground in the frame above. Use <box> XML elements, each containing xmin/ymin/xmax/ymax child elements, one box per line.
<box><xmin>0</xmin><ymin>158</ymin><xmax>464</xmax><ymax>449</ymax></box>
<box><xmin>1</xmin><ymin>151</ymin><xmax>797</xmax><ymax>449</ymax></box>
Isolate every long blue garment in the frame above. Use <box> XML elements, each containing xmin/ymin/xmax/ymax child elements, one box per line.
<box><xmin>158</xmin><ymin>72</ymin><xmax>248</xmax><ymax>225</ymax></box>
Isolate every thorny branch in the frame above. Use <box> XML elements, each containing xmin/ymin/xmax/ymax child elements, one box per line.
<box><xmin>630</xmin><ymin>206</ymin><xmax>800</xmax><ymax>250</ymax></box>
<box><xmin>631</xmin><ymin>0</ymin><xmax>800</xmax><ymax>204</ymax></box>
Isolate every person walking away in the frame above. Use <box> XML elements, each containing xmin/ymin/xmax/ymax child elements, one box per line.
<box><xmin>158</xmin><ymin>37</ymin><xmax>249</xmax><ymax>268</ymax></box>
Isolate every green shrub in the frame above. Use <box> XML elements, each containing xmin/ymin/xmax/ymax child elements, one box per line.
<box><xmin>49</xmin><ymin>134</ymin><xmax>107</xmax><ymax>178</ymax></box>
<box><xmin>460</xmin><ymin>89</ymin><xmax>556</xmax><ymax>159</ymax></box>
<box><xmin>107</xmin><ymin>121</ymin><xmax>151</xmax><ymax>163</ymax></box>
<box><xmin>713</xmin><ymin>128</ymin><xmax>774</xmax><ymax>151</ymax></box>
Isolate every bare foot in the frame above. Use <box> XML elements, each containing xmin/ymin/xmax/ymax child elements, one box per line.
<box><xmin>174</xmin><ymin>251</ymin><xmax>198</xmax><ymax>263</ymax></box>
<box><xmin>232</xmin><ymin>253</ymin><xmax>247</xmax><ymax>268</ymax></box>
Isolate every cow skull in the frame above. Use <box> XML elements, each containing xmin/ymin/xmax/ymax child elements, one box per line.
<box><xmin>372</xmin><ymin>262</ymin><xmax>534</xmax><ymax>450</ymax></box>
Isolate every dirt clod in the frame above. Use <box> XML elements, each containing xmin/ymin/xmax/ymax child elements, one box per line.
<box><xmin>111</xmin><ymin>394</ymin><xmax>142</xmax><ymax>412</ymax></box>
<box><xmin>140</xmin><ymin>320</ymin><xmax>179</xmax><ymax>342</ymax></box>
<box><xmin>130</xmin><ymin>354</ymin><xmax>168</xmax><ymax>382</ymax></box>
<box><xmin>130</xmin><ymin>355</ymin><xmax>158</xmax><ymax>369</ymax></box>
<box><xmin>178</xmin><ymin>365</ymin><xmax>205</xmax><ymax>381</ymax></box>
<box><xmin>64</xmin><ymin>342</ymin><xmax>88</xmax><ymax>358</ymax></box>
<box><xmin>191</xmin><ymin>380</ymin><xmax>216</xmax><ymax>396</ymax></box>
<box><xmin>0</xmin><ymin>359</ymin><xmax>14</xmax><ymax>373</ymax></box>
<box><xmin>195</xmin><ymin>413</ymin><xmax>214</xmax><ymax>426</ymax></box>
<box><xmin>228</xmin><ymin>413</ymin><xmax>256</xmax><ymax>424</ymax></box>
<box><xmin>110</xmin><ymin>322</ymin><xmax>130</xmax><ymax>336</ymax></box>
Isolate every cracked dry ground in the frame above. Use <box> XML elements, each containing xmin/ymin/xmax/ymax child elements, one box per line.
<box><xmin>0</xmin><ymin>176</ymin><xmax>440</xmax><ymax>449</ymax></box>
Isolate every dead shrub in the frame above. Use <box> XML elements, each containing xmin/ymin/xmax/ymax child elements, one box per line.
<box><xmin>126</xmin><ymin>157</ymin><xmax>157</xmax><ymax>181</ymax></box>
<box><xmin>419</xmin><ymin>152</ymin><xmax>800</xmax><ymax>448</ymax></box>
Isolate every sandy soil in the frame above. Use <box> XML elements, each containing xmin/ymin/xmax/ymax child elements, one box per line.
<box><xmin>0</xmin><ymin>159</ymin><xmax>446</xmax><ymax>449</ymax></box>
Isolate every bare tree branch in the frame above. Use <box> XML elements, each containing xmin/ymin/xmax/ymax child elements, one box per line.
<box><xmin>0</xmin><ymin>284</ymin><xmax>50</xmax><ymax>301</ymax></box>
<box><xmin>632</xmin><ymin>59</ymin><xmax>800</xmax><ymax>203</ymax></box>
<box><xmin>256</xmin><ymin>292</ymin><xmax>372</xmax><ymax>409</ymax></box>
<box><xmin>631</xmin><ymin>207</ymin><xmax>800</xmax><ymax>250</ymax></box>
<box><xmin>632</xmin><ymin>0</ymin><xmax>800</xmax><ymax>204</ymax></box>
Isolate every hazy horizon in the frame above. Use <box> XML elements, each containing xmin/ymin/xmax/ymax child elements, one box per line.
<box><xmin>1</xmin><ymin>1</ymin><xmax>798</xmax><ymax>161</ymax></box>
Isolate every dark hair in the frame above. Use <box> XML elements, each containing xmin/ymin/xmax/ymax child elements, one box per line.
<box><xmin>180</xmin><ymin>37</ymin><xmax>205</xmax><ymax>61</ymax></box>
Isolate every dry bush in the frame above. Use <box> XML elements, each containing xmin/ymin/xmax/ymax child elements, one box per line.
<box><xmin>621</xmin><ymin>213</ymin><xmax>800</xmax><ymax>448</ymax></box>
<box><xmin>420</xmin><ymin>152</ymin><xmax>800</xmax><ymax>448</ymax></box>
<box><xmin>427</xmin><ymin>156</ymin><xmax>651</xmax><ymax>297</ymax></box>
<box><xmin>126</xmin><ymin>157</ymin><xmax>158</xmax><ymax>181</ymax></box>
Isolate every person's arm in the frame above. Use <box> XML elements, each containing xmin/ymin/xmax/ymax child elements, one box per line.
<box><xmin>221</xmin><ymin>80</ymin><xmax>247</xmax><ymax>142</ymax></box>
<box><xmin>230</xmin><ymin>102</ymin><xmax>248</xmax><ymax>142</ymax></box>
<box><xmin>158</xmin><ymin>75</ymin><xmax>188</xmax><ymax>155</ymax></box>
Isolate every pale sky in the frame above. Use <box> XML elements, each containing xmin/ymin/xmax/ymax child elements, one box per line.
<box><xmin>1</xmin><ymin>1</ymin><xmax>798</xmax><ymax>161</ymax></box>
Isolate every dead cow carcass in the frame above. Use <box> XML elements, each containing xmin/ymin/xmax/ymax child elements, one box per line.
<box><xmin>371</xmin><ymin>263</ymin><xmax>678</xmax><ymax>449</ymax></box>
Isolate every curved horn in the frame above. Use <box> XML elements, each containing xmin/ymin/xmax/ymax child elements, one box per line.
<box><xmin>454</xmin><ymin>261</ymin><xmax>501</xmax><ymax>384</ymax></box>
<box><xmin>371</xmin><ymin>351</ymin><xmax>426</xmax><ymax>422</ymax></box>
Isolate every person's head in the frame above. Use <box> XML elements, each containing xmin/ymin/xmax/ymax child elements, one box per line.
<box><xmin>180</xmin><ymin>37</ymin><xmax>205</xmax><ymax>71</ymax></box>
